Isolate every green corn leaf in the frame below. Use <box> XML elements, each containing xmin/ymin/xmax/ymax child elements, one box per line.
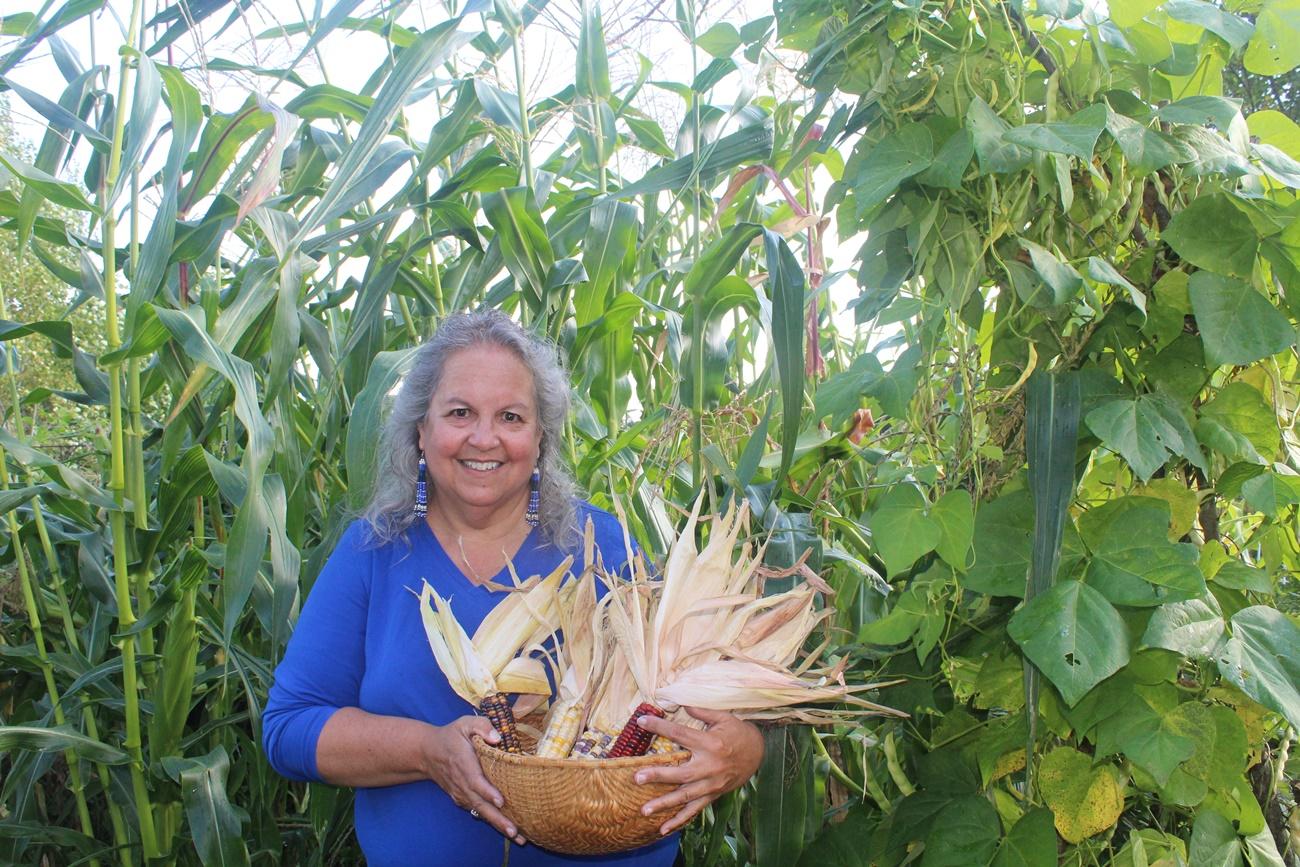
<box><xmin>0</xmin><ymin>485</ymin><xmax>42</xmax><ymax>517</ymax></box>
<box><xmin>0</xmin><ymin>725</ymin><xmax>129</xmax><ymax>764</ymax></box>
<box><xmin>0</xmin><ymin>74</ymin><xmax>109</xmax><ymax>147</ymax></box>
<box><xmin>619</xmin><ymin>119</ymin><xmax>773</xmax><ymax>197</ymax></box>
<box><xmin>14</xmin><ymin>67</ymin><xmax>100</xmax><ymax>247</ymax></box>
<box><xmin>294</xmin><ymin>18</ymin><xmax>470</xmax><ymax>245</ymax></box>
<box><xmin>163</xmin><ymin>746</ymin><xmax>252</xmax><ymax>867</ymax></box>
<box><xmin>1024</xmin><ymin>371</ymin><xmax>1081</xmax><ymax>600</ymax></box>
<box><xmin>179</xmin><ymin>98</ymin><xmax>274</xmax><ymax>214</ymax></box>
<box><xmin>0</xmin><ymin>0</ymin><xmax>107</xmax><ymax>76</ymax></box>
<box><xmin>474</xmin><ymin>79</ymin><xmax>524</xmax><ymax>134</ymax></box>
<box><xmin>578</xmin><ymin>197</ymin><xmax>638</xmax><ymax>325</ymax></box>
<box><xmin>130</xmin><ymin>64</ymin><xmax>202</xmax><ymax>311</ymax></box>
<box><xmin>0</xmin><ymin>429</ymin><xmax>115</xmax><ymax>509</ymax></box>
<box><xmin>483</xmin><ymin>185</ymin><xmax>555</xmax><ymax>303</ymax></box>
<box><xmin>347</xmin><ymin>348</ymin><xmax>419</xmax><ymax>511</ymax></box>
<box><xmin>0</xmin><ymin>154</ymin><xmax>95</xmax><ymax>213</ymax></box>
<box><xmin>753</xmin><ymin>727</ymin><xmax>815</xmax><ymax>867</ymax></box>
<box><xmin>764</xmin><ymin>228</ymin><xmax>806</xmax><ymax>486</ymax></box>
<box><xmin>576</xmin><ymin>0</ymin><xmax>611</xmax><ymax>100</ymax></box>
<box><xmin>109</xmin><ymin>53</ymin><xmax>162</xmax><ymax>208</ymax></box>
<box><xmin>154</xmin><ymin>306</ymin><xmax>276</xmax><ymax>638</ymax></box>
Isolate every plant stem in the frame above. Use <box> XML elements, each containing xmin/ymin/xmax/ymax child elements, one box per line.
<box><xmin>0</xmin><ymin>459</ymin><xmax>99</xmax><ymax>864</ymax></box>
<box><xmin>0</xmin><ymin>263</ymin><xmax>127</xmax><ymax>866</ymax></box>
<box><xmin>100</xmin><ymin>0</ymin><xmax>160</xmax><ymax>855</ymax></box>
<box><xmin>687</xmin><ymin>0</ymin><xmax>703</xmax><ymax>490</ymax></box>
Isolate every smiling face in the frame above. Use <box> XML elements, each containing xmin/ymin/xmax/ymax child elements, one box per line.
<box><xmin>417</xmin><ymin>343</ymin><xmax>543</xmax><ymax>527</ymax></box>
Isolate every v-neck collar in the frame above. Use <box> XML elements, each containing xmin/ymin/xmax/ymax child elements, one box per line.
<box><xmin>414</xmin><ymin>518</ymin><xmax>542</xmax><ymax>592</ymax></box>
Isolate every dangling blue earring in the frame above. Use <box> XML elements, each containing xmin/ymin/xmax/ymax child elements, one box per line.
<box><xmin>413</xmin><ymin>455</ymin><xmax>428</xmax><ymax>519</ymax></box>
<box><xmin>525</xmin><ymin>467</ymin><xmax>540</xmax><ymax>528</ymax></box>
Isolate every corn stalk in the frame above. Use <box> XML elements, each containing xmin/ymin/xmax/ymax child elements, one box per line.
<box><xmin>96</xmin><ymin>0</ymin><xmax>160</xmax><ymax>855</ymax></box>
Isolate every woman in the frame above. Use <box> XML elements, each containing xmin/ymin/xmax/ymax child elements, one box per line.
<box><xmin>263</xmin><ymin>310</ymin><xmax>764</xmax><ymax>866</ymax></box>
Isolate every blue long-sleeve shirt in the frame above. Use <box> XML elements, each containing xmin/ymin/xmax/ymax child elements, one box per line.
<box><xmin>262</xmin><ymin>503</ymin><xmax>679</xmax><ymax>867</ymax></box>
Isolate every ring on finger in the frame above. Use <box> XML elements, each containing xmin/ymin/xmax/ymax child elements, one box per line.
<box><xmin>469</xmin><ymin>808</ymin><xmax>480</xmax><ymax>819</ymax></box>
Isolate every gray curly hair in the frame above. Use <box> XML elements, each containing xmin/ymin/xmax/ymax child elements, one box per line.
<box><xmin>362</xmin><ymin>310</ymin><xmax>579</xmax><ymax>549</ymax></box>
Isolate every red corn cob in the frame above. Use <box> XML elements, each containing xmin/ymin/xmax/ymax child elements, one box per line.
<box><xmin>607</xmin><ymin>702</ymin><xmax>665</xmax><ymax>758</ymax></box>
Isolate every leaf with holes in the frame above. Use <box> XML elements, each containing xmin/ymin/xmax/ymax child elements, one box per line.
<box><xmin>1216</xmin><ymin>606</ymin><xmax>1300</xmax><ymax>729</ymax></box>
<box><xmin>1008</xmin><ymin>580</ymin><xmax>1130</xmax><ymax>706</ymax></box>
<box><xmin>1244</xmin><ymin>0</ymin><xmax>1300</xmax><ymax>76</ymax></box>
<box><xmin>854</xmin><ymin>123</ymin><xmax>933</xmax><ymax>216</ymax></box>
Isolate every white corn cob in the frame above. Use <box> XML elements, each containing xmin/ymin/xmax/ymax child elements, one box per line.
<box><xmin>536</xmin><ymin>697</ymin><xmax>585</xmax><ymax>758</ymax></box>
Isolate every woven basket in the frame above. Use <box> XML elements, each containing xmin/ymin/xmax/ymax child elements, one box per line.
<box><xmin>473</xmin><ymin>731</ymin><xmax>691</xmax><ymax>855</ymax></box>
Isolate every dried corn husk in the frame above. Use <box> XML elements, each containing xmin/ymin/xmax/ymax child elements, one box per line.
<box><xmin>591</xmin><ymin>497</ymin><xmax>903</xmax><ymax>729</ymax></box>
<box><xmin>418</xmin><ymin>582</ymin><xmax>497</xmax><ymax>706</ymax></box>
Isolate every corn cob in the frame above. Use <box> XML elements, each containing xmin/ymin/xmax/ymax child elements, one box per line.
<box><xmin>607</xmin><ymin>702</ymin><xmax>665</xmax><ymax>758</ymax></box>
<box><xmin>478</xmin><ymin>692</ymin><xmax>522</xmax><ymax>753</ymax></box>
<box><xmin>569</xmin><ymin>730</ymin><xmax>599</xmax><ymax>759</ymax></box>
<box><xmin>588</xmin><ymin>729</ymin><xmax>617</xmax><ymax>758</ymax></box>
<box><xmin>647</xmin><ymin>735</ymin><xmax>678</xmax><ymax>755</ymax></box>
<box><xmin>536</xmin><ymin>697</ymin><xmax>584</xmax><ymax>758</ymax></box>
<box><xmin>569</xmin><ymin>726</ymin><xmax>619</xmax><ymax>759</ymax></box>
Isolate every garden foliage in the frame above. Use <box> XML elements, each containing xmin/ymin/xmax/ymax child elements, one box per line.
<box><xmin>0</xmin><ymin>0</ymin><xmax>1297</xmax><ymax>864</ymax></box>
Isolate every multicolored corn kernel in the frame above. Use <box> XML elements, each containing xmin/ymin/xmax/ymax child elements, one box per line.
<box><xmin>570</xmin><ymin>728</ymin><xmax>602</xmax><ymax>759</ymax></box>
<box><xmin>607</xmin><ymin>702</ymin><xmax>665</xmax><ymax>758</ymax></box>
<box><xmin>478</xmin><ymin>692</ymin><xmax>522</xmax><ymax>753</ymax></box>
<box><xmin>647</xmin><ymin>735</ymin><xmax>678</xmax><ymax>755</ymax></box>
<box><xmin>536</xmin><ymin>699</ymin><xmax>584</xmax><ymax>758</ymax></box>
<box><xmin>587</xmin><ymin>729</ymin><xmax>617</xmax><ymax>758</ymax></box>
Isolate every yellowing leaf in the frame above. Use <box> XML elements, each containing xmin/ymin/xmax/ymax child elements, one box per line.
<box><xmin>1039</xmin><ymin>747</ymin><xmax>1126</xmax><ymax>843</ymax></box>
<box><xmin>991</xmin><ymin>748</ymin><xmax>1026</xmax><ymax>782</ymax></box>
<box><xmin>1133</xmin><ymin>478</ymin><xmax>1199</xmax><ymax>540</ymax></box>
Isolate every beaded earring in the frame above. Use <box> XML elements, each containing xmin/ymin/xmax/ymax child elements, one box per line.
<box><xmin>525</xmin><ymin>467</ymin><xmax>540</xmax><ymax>528</ymax></box>
<box><xmin>413</xmin><ymin>455</ymin><xmax>428</xmax><ymax>518</ymax></box>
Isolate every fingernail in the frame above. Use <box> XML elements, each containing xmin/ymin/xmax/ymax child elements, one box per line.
<box><xmin>487</xmin><ymin>730</ymin><xmax>501</xmax><ymax>743</ymax></box>
<box><xmin>642</xmin><ymin>806</ymin><xmax>652</xmax><ymax>816</ymax></box>
<box><xmin>516</xmin><ymin>836</ymin><xmax>526</xmax><ymax>845</ymax></box>
<box><xmin>495</xmin><ymin>797</ymin><xmax>504</xmax><ymax>808</ymax></box>
<box><xmin>638</xmin><ymin>716</ymin><xmax>651</xmax><ymax>727</ymax></box>
<box><xmin>635</xmin><ymin>772</ymin><xmax>646</xmax><ymax>784</ymax></box>
<box><xmin>507</xmin><ymin>826</ymin><xmax>516</xmax><ymax>837</ymax></box>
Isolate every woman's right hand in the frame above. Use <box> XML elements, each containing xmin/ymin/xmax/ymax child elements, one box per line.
<box><xmin>424</xmin><ymin>716</ymin><xmax>526</xmax><ymax>845</ymax></box>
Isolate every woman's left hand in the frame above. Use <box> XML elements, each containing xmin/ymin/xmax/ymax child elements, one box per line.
<box><xmin>632</xmin><ymin>706</ymin><xmax>765</xmax><ymax>835</ymax></box>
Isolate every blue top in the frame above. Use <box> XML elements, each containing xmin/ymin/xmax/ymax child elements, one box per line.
<box><xmin>262</xmin><ymin>502</ymin><xmax>679</xmax><ymax>867</ymax></box>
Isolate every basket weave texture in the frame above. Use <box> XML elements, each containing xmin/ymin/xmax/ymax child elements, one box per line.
<box><xmin>473</xmin><ymin>732</ymin><xmax>691</xmax><ymax>855</ymax></box>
